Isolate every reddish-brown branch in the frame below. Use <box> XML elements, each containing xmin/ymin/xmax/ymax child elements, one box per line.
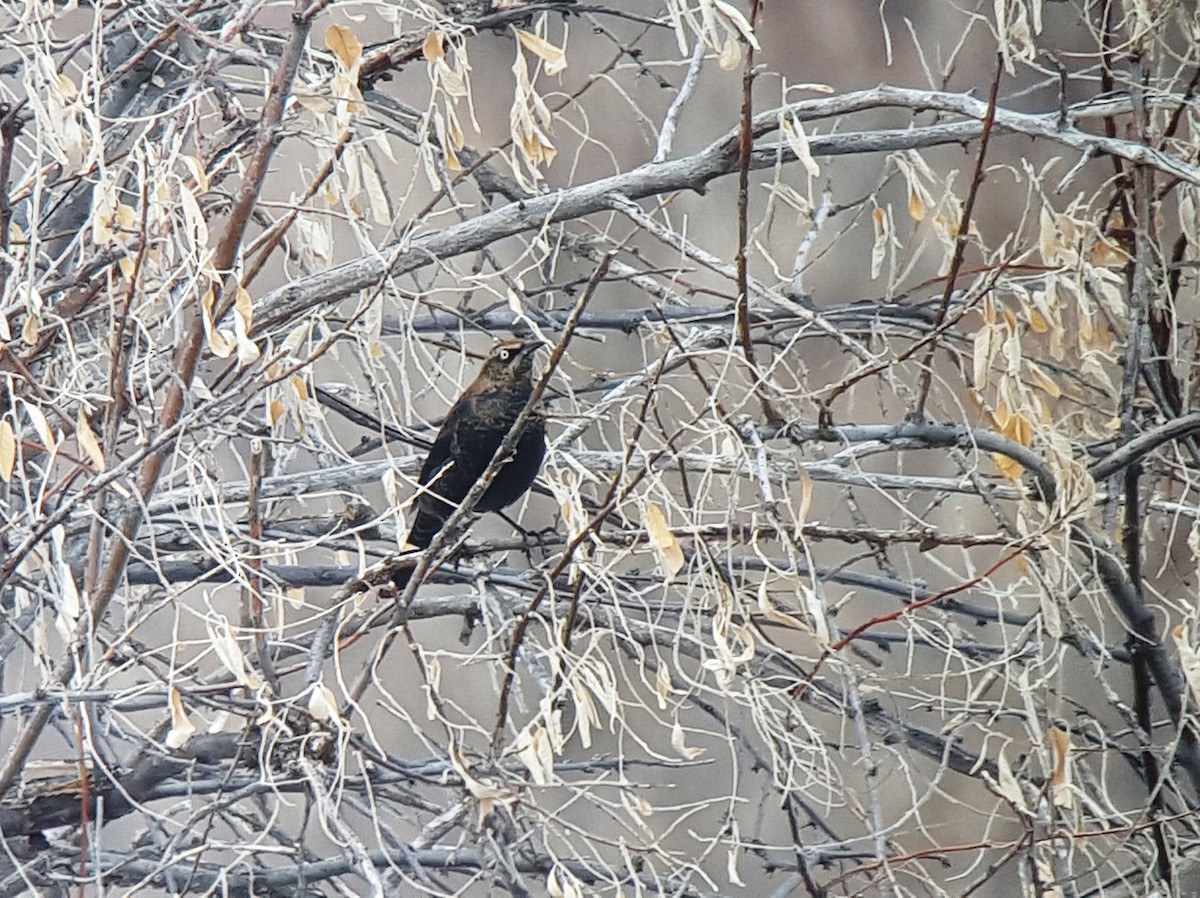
<box><xmin>911</xmin><ymin>52</ymin><xmax>1003</xmax><ymax>419</ymax></box>
<box><xmin>793</xmin><ymin>535</ymin><xmax>1038</xmax><ymax>700</ymax></box>
<box><xmin>734</xmin><ymin>0</ymin><xmax>777</xmax><ymax>425</ymax></box>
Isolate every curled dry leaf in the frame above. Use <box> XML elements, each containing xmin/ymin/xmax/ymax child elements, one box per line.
<box><xmin>422</xmin><ymin>31</ymin><xmax>445</xmax><ymax>62</ymax></box>
<box><xmin>38</xmin><ymin>402</ymin><xmax>69</xmax><ymax>456</ymax></box>
<box><xmin>892</xmin><ymin>153</ymin><xmax>934</xmax><ymax>222</ymax></box>
<box><xmin>546</xmin><ymin>866</ymin><xmax>583</xmax><ymax>898</ymax></box>
<box><xmin>358</xmin><ymin>150</ymin><xmax>392</xmax><ymax>223</ymax></box>
<box><xmin>870</xmin><ymin>205</ymin><xmax>889</xmax><ymax>280</ymax></box>
<box><xmin>670</xmin><ymin>718</ymin><xmax>705</xmax><ymax>760</ymax></box>
<box><xmin>973</xmin><ymin>321</ymin><xmax>993</xmax><ymax>391</ymax></box>
<box><xmin>644</xmin><ymin>502</ymin><xmax>684</xmax><ymax>578</ymax></box>
<box><xmin>76</xmin><ymin>409</ymin><xmax>106</xmax><ymax>472</ymax></box>
<box><xmin>571</xmin><ymin>679</ymin><xmax>598</xmax><ymax>749</ymax></box>
<box><xmin>308</xmin><ymin>680</ymin><xmax>342</xmax><ymax>724</ymax></box>
<box><xmin>1047</xmin><ymin>724</ymin><xmax>1073</xmax><ymax>809</ymax></box>
<box><xmin>449</xmin><ymin>739</ymin><xmax>515</xmax><ymax>826</ymax></box>
<box><xmin>756</xmin><ymin>578</ymin><xmax>805</xmax><ymax>631</ymax></box>
<box><xmin>206</xmin><ymin>616</ymin><xmax>248</xmax><ymax>686</ymax></box>
<box><xmin>433</xmin><ymin>110</ymin><xmax>463</xmax><ymax>172</ymax></box>
<box><xmin>510</xmin><ymin>48</ymin><xmax>557</xmax><ymax>184</ymax></box>
<box><xmin>793</xmin><ymin>463</ymin><xmax>813</xmax><ymax>527</ymax></box>
<box><xmin>514</xmin><ymin>723</ymin><xmax>555</xmax><ymax>786</ymax></box>
<box><xmin>1089</xmin><ymin>237</ymin><xmax>1131</xmax><ymax>268</ymax></box>
<box><xmin>178</xmin><ymin>181</ymin><xmax>208</xmax><ymax>252</ymax></box>
<box><xmin>181</xmin><ymin>153</ymin><xmax>209</xmax><ymax>192</ymax></box>
<box><xmin>201</xmin><ymin>288</ymin><xmax>234</xmax><ymax>359</ymax></box>
<box><xmin>698</xmin><ymin>0</ymin><xmax>761</xmax><ymax>69</ymax></box>
<box><xmin>514</xmin><ymin>27</ymin><xmax>567</xmax><ymax>76</ymax></box>
<box><xmin>1027</xmin><ymin>361</ymin><xmax>1061</xmax><ymax>398</ymax></box>
<box><xmin>781</xmin><ymin>112</ymin><xmax>819</xmax><ymax>178</ymax></box>
<box><xmin>233</xmin><ymin>287</ymin><xmax>260</xmax><ymax>365</ymax></box>
<box><xmin>655</xmin><ymin>663</ymin><xmax>672</xmax><ymax>710</ymax></box>
<box><xmin>617</xmin><ymin>790</ymin><xmax>655</xmax><ymax>838</ymax></box>
<box><xmin>166</xmin><ymin>687</ymin><xmax>197</xmax><ymax>749</ymax></box>
<box><xmin>994</xmin><ymin>749</ymin><xmax>1028</xmax><ymax>813</ymax></box>
<box><xmin>0</xmin><ymin>418</ymin><xmax>14</xmax><ymax>482</ymax></box>
<box><xmin>713</xmin><ymin>0</ymin><xmax>761</xmax><ymax>49</ymax></box>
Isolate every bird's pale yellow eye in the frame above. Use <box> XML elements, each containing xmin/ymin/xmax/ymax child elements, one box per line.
<box><xmin>500</xmin><ymin>349</ymin><xmax>512</xmax><ymax>361</ymax></box>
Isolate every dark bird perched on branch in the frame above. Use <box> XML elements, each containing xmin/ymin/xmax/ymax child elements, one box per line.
<box><xmin>405</xmin><ymin>338</ymin><xmax>546</xmax><ymax>551</ymax></box>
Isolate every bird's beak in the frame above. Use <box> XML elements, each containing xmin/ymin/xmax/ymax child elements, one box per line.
<box><xmin>518</xmin><ymin>340</ymin><xmax>545</xmax><ymax>357</ymax></box>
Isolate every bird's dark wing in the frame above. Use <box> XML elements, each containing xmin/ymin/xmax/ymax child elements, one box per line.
<box><xmin>415</xmin><ymin>404</ymin><xmax>459</xmax><ymax>490</ymax></box>
<box><xmin>407</xmin><ymin>392</ymin><xmax>503</xmax><ymax>548</ymax></box>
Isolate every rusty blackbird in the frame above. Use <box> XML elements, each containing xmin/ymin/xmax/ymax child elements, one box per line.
<box><xmin>405</xmin><ymin>339</ymin><xmax>546</xmax><ymax>550</ymax></box>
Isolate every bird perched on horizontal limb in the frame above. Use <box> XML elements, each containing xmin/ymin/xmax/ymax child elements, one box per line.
<box><xmin>405</xmin><ymin>338</ymin><xmax>547</xmax><ymax>554</ymax></box>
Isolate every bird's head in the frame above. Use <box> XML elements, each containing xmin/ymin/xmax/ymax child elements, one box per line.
<box><xmin>478</xmin><ymin>339</ymin><xmax>543</xmax><ymax>388</ymax></box>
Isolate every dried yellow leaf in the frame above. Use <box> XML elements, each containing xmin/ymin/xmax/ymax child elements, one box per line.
<box><xmin>714</xmin><ymin>0</ymin><xmax>761</xmax><ymax>49</ymax></box>
<box><xmin>973</xmin><ymin>323</ymin><xmax>993</xmax><ymax>390</ymax></box>
<box><xmin>670</xmin><ymin>719</ymin><xmax>705</xmax><ymax>760</ymax></box>
<box><xmin>1028</xmin><ymin>361</ymin><xmax>1061</xmax><ymax>398</ymax></box>
<box><xmin>514</xmin><ymin>723</ymin><xmax>555</xmax><ymax>786</ymax></box>
<box><xmin>307</xmin><ymin>680</ymin><xmax>341</xmax><ymax>723</ymax></box>
<box><xmin>907</xmin><ymin>184</ymin><xmax>926</xmax><ymax>221</ymax></box>
<box><xmin>0</xmin><ymin>418</ymin><xmax>14</xmax><ymax>482</ymax></box>
<box><xmin>795</xmin><ymin>464</ymin><xmax>813</xmax><ymax>526</ymax></box>
<box><xmin>182</xmin><ymin>154</ymin><xmax>209</xmax><ymax>191</ymax></box>
<box><xmin>177</xmin><ymin>183</ymin><xmax>207</xmax><ymax>250</ymax></box>
<box><xmin>23</xmin><ymin>401</ymin><xmax>55</xmax><ymax>454</ymax></box>
<box><xmin>716</xmin><ymin>32</ymin><xmax>743</xmax><ymax>70</ymax></box>
<box><xmin>115</xmin><ymin>203</ymin><xmax>136</xmax><ymax>229</ymax></box>
<box><xmin>324</xmin><ymin>24</ymin><xmax>362</xmax><ymax>70</ymax></box>
<box><xmin>76</xmin><ymin>410</ymin><xmax>106</xmax><ymax>472</ymax></box>
<box><xmin>547</xmin><ymin>867</ymin><xmax>583</xmax><ymax>898</ymax></box>
<box><xmin>1047</xmin><ymin>724</ymin><xmax>1073</xmax><ymax>808</ymax></box>
<box><xmin>756</xmin><ymin>579</ymin><xmax>806</xmax><ymax>631</ymax></box>
<box><xmin>1089</xmin><ymin>237</ymin><xmax>1131</xmax><ymax>268</ymax></box>
<box><xmin>206</xmin><ymin>617</ymin><xmax>247</xmax><ymax>685</ymax></box>
<box><xmin>233</xmin><ymin>286</ymin><xmax>259</xmax><ymax>365</ymax></box>
<box><xmin>655</xmin><ymin>664</ymin><xmax>671</xmax><ymax>710</ymax></box>
<box><xmin>781</xmin><ymin>114</ymin><xmax>819</xmax><ymax>178</ymax></box>
<box><xmin>450</xmin><ymin>740</ymin><xmax>514</xmax><ymax>825</ymax></box>
<box><xmin>870</xmin><ymin>205</ymin><xmax>888</xmax><ymax>280</ymax></box>
<box><xmin>995</xmin><ymin>750</ymin><xmax>1027</xmax><ymax>811</ymax></box>
<box><xmin>515</xmin><ymin>28</ymin><xmax>567</xmax><ymax>75</ymax></box>
<box><xmin>165</xmin><ymin>687</ymin><xmax>196</xmax><ymax>749</ymax></box>
<box><xmin>644</xmin><ymin>502</ymin><xmax>684</xmax><ymax>578</ymax></box>
<box><xmin>293</xmin><ymin>88</ymin><xmax>334</xmax><ymax>115</ymax></box>
<box><xmin>422</xmin><ymin>31</ymin><xmax>445</xmax><ymax>62</ymax></box>
<box><xmin>200</xmin><ymin>287</ymin><xmax>233</xmax><ymax>358</ymax></box>
<box><xmin>992</xmin><ymin>452</ymin><xmax>1024</xmax><ymax>482</ymax></box>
